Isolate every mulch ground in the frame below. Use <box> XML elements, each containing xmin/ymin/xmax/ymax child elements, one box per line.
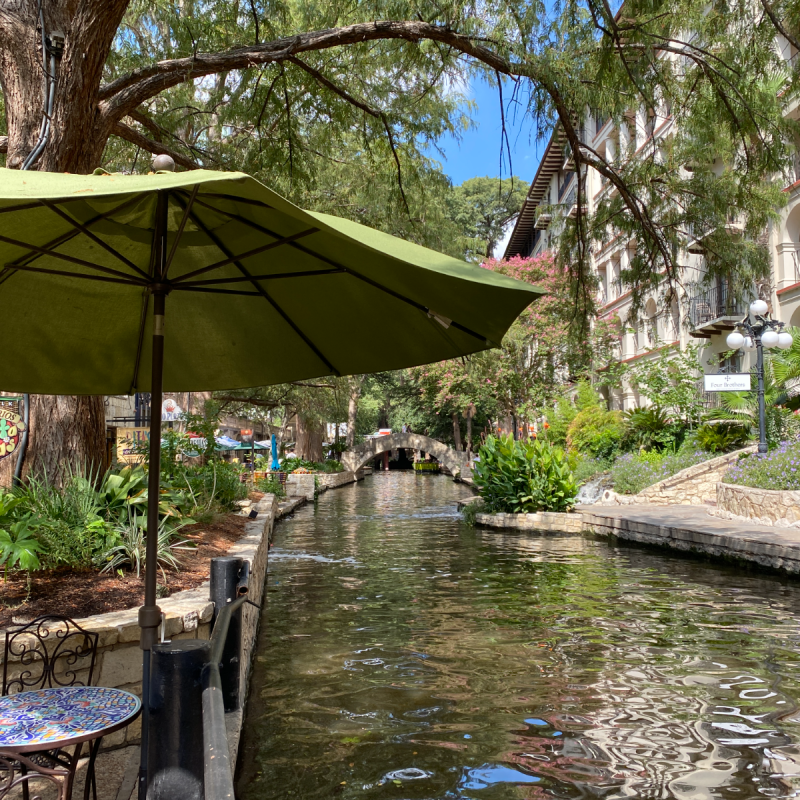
<box><xmin>0</xmin><ymin>511</ymin><xmax>253</xmax><ymax>628</ymax></box>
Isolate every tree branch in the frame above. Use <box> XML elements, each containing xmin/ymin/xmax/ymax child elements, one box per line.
<box><xmin>756</xmin><ymin>0</ymin><xmax>800</xmax><ymax>54</ymax></box>
<box><xmin>99</xmin><ymin>21</ymin><xmax>523</xmax><ymax>121</ymax></box>
<box><xmin>111</xmin><ymin>121</ymin><xmax>200</xmax><ymax>169</ymax></box>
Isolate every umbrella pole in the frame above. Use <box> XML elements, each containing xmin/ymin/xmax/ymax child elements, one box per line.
<box><xmin>138</xmin><ymin>290</ymin><xmax>165</xmax><ymax>800</ymax></box>
<box><xmin>139</xmin><ymin>194</ymin><xmax>169</xmax><ymax>800</ymax></box>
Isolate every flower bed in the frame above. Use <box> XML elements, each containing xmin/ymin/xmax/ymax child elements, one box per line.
<box><xmin>609</xmin><ymin>446</ymin><xmax>712</xmax><ymax>495</ymax></box>
<box><xmin>723</xmin><ymin>441</ymin><xmax>800</xmax><ymax>490</ymax></box>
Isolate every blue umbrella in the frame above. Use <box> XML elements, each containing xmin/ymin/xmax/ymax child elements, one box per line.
<box><xmin>271</xmin><ymin>434</ymin><xmax>280</xmax><ymax>470</ymax></box>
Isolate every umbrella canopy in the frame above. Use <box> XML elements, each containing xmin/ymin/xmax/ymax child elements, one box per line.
<box><xmin>0</xmin><ymin>168</ymin><xmax>543</xmax><ymax>395</ymax></box>
<box><xmin>0</xmin><ymin>167</ymin><xmax>543</xmax><ymax>798</ymax></box>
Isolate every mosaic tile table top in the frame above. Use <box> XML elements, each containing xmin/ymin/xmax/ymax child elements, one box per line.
<box><xmin>0</xmin><ymin>687</ymin><xmax>140</xmax><ymax>750</ymax></box>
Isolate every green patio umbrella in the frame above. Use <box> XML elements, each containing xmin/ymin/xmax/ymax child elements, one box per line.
<box><xmin>0</xmin><ymin>166</ymin><xmax>543</xmax><ymax>795</ymax></box>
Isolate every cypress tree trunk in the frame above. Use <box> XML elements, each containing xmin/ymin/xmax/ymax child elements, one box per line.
<box><xmin>0</xmin><ymin>1</ymin><xmax>130</xmax><ymax>485</ymax></box>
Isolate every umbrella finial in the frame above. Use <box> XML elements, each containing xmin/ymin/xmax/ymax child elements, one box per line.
<box><xmin>152</xmin><ymin>154</ymin><xmax>175</xmax><ymax>172</ymax></box>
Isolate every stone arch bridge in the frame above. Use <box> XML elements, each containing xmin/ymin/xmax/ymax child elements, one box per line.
<box><xmin>341</xmin><ymin>432</ymin><xmax>470</xmax><ymax>476</ymax></box>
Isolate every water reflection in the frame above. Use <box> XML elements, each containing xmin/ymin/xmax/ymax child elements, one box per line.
<box><xmin>237</xmin><ymin>473</ymin><xmax>800</xmax><ymax>799</ymax></box>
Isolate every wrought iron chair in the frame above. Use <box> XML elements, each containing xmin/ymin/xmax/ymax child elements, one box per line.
<box><xmin>1</xmin><ymin>615</ymin><xmax>100</xmax><ymax>800</ymax></box>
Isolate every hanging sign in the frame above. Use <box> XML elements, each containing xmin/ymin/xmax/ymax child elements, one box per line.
<box><xmin>704</xmin><ymin>373</ymin><xmax>751</xmax><ymax>392</ymax></box>
<box><xmin>0</xmin><ymin>407</ymin><xmax>25</xmax><ymax>462</ymax></box>
<box><xmin>161</xmin><ymin>398</ymin><xmax>183</xmax><ymax>421</ymax></box>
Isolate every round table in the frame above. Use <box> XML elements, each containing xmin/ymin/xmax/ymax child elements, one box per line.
<box><xmin>0</xmin><ymin>687</ymin><xmax>141</xmax><ymax>800</ymax></box>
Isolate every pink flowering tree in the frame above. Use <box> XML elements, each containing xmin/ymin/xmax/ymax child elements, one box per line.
<box><xmin>410</xmin><ymin>253</ymin><xmax>588</xmax><ymax>444</ymax></box>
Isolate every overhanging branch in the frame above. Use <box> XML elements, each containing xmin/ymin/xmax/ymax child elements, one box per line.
<box><xmin>99</xmin><ymin>21</ymin><xmax>525</xmax><ymax>121</ymax></box>
<box><xmin>111</xmin><ymin>121</ymin><xmax>199</xmax><ymax>170</ymax></box>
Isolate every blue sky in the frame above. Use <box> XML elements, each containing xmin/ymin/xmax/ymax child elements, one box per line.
<box><xmin>427</xmin><ymin>76</ymin><xmax>547</xmax><ymax>186</ymax></box>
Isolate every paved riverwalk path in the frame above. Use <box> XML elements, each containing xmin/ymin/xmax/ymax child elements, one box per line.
<box><xmin>581</xmin><ymin>504</ymin><xmax>800</xmax><ymax>574</ymax></box>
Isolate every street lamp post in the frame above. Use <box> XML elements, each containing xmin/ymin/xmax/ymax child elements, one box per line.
<box><xmin>726</xmin><ymin>299</ymin><xmax>793</xmax><ymax>454</ymax></box>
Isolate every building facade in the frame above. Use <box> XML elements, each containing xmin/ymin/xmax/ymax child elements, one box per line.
<box><xmin>504</xmin><ymin>41</ymin><xmax>800</xmax><ymax>411</ymax></box>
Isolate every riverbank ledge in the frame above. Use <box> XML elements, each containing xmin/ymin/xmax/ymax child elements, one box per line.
<box><xmin>715</xmin><ymin>481</ymin><xmax>800</xmax><ymax>528</ymax></box>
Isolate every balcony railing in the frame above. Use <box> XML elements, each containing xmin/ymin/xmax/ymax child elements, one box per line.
<box><xmin>688</xmin><ymin>285</ymin><xmax>746</xmax><ymax>334</ymax></box>
<box><xmin>558</xmin><ymin>172</ymin><xmax>575</xmax><ymax>201</ymax></box>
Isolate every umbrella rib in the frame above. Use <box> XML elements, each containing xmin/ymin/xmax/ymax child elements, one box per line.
<box><xmin>129</xmin><ymin>290</ymin><xmax>150</xmax><ymax>394</ymax></box>
<box><xmin>0</xmin><ymin>194</ymin><xmax>147</xmax><ymax>289</ymax></box>
<box><xmin>39</xmin><ymin>199</ymin><xmax>150</xmax><ymax>280</ymax></box>
<box><xmin>178</xmin><ymin>267</ymin><xmax>344</xmax><ymax>287</ymax></box>
<box><xmin>170</xmin><ymin>228</ymin><xmax>319</xmax><ymax>283</ymax></box>
<box><xmin>0</xmin><ymin>232</ymin><xmax>148</xmax><ymax>284</ymax></box>
<box><xmin>186</xmin><ymin>204</ymin><xmax>496</xmax><ymax>346</ymax></box>
<box><xmin>195</xmin><ymin>193</ymin><xmax>274</xmax><ymax>210</ymax></box>
<box><xmin>0</xmin><ymin>262</ymin><xmax>143</xmax><ymax>285</ymax></box>
<box><xmin>171</xmin><ymin>286</ymin><xmax>263</xmax><ymax>296</ymax></box>
<box><xmin>175</xmin><ymin>195</ymin><xmax>340</xmax><ymax>376</ymax></box>
<box><xmin>164</xmin><ymin>185</ymin><xmax>199</xmax><ymax>278</ymax></box>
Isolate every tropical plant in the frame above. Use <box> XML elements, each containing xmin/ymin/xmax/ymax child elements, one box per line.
<box><xmin>99</xmin><ymin>511</ymin><xmax>195</xmax><ymax>580</ymax></box>
<box><xmin>473</xmin><ymin>435</ymin><xmax>578</xmax><ymax>513</ymax></box>
<box><xmin>567</xmin><ymin>407</ymin><xmax>626</xmax><ymax>460</ymax></box>
<box><xmin>695</xmin><ymin>422</ymin><xmax>751</xmax><ymax>454</ymax></box>
<box><xmin>0</xmin><ymin>519</ymin><xmax>42</xmax><ymax>579</ymax></box>
<box><xmin>623</xmin><ymin>407</ymin><xmax>685</xmax><ymax>452</ymax></box>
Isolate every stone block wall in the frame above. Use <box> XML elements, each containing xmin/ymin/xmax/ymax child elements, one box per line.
<box><xmin>716</xmin><ymin>481</ymin><xmax>800</xmax><ymax>527</ymax></box>
<box><xmin>474</xmin><ymin>510</ymin><xmax>584</xmax><ymax>533</ymax></box>
<box><xmin>284</xmin><ymin>473</ymin><xmax>315</xmax><ymax>500</ymax></box>
<box><xmin>599</xmin><ymin>446</ymin><xmax>757</xmax><ymax>506</ymax></box>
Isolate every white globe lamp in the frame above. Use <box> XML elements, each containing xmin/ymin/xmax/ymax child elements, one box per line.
<box><xmin>726</xmin><ymin>331</ymin><xmax>744</xmax><ymax>349</ymax></box>
<box><xmin>750</xmin><ymin>299</ymin><xmax>768</xmax><ymax>317</ymax></box>
<box><xmin>778</xmin><ymin>331</ymin><xmax>794</xmax><ymax>350</ymax></box>
<box><xmin>744</xmin><ymin>336</ymin><xmax>756</xmax><ymax>351</ymax></box>
<box><xmin>762</xmin><ymin>329</ymin><xmax>779</xmax><ymax>348</ymax></box>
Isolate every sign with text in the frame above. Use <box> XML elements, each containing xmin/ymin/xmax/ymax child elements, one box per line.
<box><xmin>704</xmin><ymin>373</ymin><xmax>751</xmax><ymax>392</ymax></box>
<box><xmin>161</xmin><ymin>398</ymin><xmax>183</xmax><ymax>421</ymax></box>
<box><xmin>0</xmin><ymin>406</ymin><xmax>25</xmax><ymax>461</ymax></box>
<box><xmin>116</xmin><ymin>427</ymin><xmax>149</xmax><ymax>464</ymax></box>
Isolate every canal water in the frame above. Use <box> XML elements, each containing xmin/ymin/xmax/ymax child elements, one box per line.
<box><xmin>237</xmin><ymin>473</ymin><xmax>800</xmax><ymax>799</ymax></box>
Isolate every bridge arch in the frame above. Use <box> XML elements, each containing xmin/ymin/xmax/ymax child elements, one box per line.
<box><xmin>341</xmin><ymin>432</ymin><xmax>469</xmax><ymax>476</ymax></box>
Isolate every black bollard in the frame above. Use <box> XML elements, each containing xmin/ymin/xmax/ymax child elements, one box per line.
<box><xmin>147</xmin><ymin>639</ymin><xmax>210</xmax><ymax>800</ymax></box>
<box><xmin>209</xmin><ymin>556</ymin><xmax>247</xmax><ymax>711</ymax></box>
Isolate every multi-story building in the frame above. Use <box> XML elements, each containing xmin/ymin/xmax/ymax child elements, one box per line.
<box><xmin>504</xmin><ymin>42</ymin><xmax>800</xmax><ymax>411</ymax></box>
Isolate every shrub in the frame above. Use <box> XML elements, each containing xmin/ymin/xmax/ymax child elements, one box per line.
<box><xmin>696</xmin><ymin>422</ymin><xmax>750</xmax><ymax>454</ymax></box>
<box><xmin>610</xmin><ymin>445</ymin><xmax>710</xmax><ymax>495</ymax></box>
<box><xmin>545</xmin><ymin>396</ymin><xmax>578</xmax><ymax>448</ymax></box>
<box><xmin>99</xmin><ymin>510</ymin><xmax>195</xmax><ymax>579</ymax></box>
<box><xmin>724</xmin><ymin>441</ymin><xmax>800</xmax><ymax>490</ymax></box>
<box><xmin>256</xmin><ymin>476</ymin><xmax>286</xmax><ymax>497</ymax></box>
<box><xmin>572</xmin><ymin>454</ymin><xmax>612</xmax><ymax>485</ymax></box>
<box><xmin>567</xmin><ymin>407</ymin><xmax>625</xmax><ymax>460</ymax></box>
<box><xmin>473</xmin><ymin>435</ymin><xmax>578</xmax><ymax>513</ymax></box>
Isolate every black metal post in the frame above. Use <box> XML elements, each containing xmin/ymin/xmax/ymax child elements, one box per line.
<box><xmin>210</xmin><ymin>557</ymin><xmax>245</xmax><ymax>711</ymax></box>
<box><xmin>148</xmin><ymin>640</ymin><xmax>210</xmax><ymax>800</ymax></box>
<box><xmin>139</xmin><ymin>191</ymin><xmax>170</xmax><ymax>800</ymax></box>
<box><xmin>756</xmin><ymin>335</ymin><xmax>768</xmax><ymax>454</ymax></box>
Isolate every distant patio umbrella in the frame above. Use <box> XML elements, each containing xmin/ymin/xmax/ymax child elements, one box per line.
<box><xmin>0</xmin><ymin>167</ymin><xmax>544</xmax><ymax>797</ymax></box>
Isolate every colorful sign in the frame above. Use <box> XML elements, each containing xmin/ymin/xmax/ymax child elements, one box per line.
<box><xmin>116</xmin><ymin>427</ymin><xmax>149</xmax><ymax>465</ymax></box>
<box><xmin>0</xmin><ymin>407</ymin><xmax>25</xmax><ymax>462</ymax></box>
<box><xmin>161</xmin><ymin>398</ymin><xmax>183</xmax><ymax>421</ymax></box>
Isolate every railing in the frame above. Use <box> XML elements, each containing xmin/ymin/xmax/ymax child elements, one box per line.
<box><xmin>611</xmin><ymin>277</ymin><xmax>624</xmax><ymax>298</ymax></box>
<box><xmin>203</xmin><ymin>588</ymin><xmax>257</xmax><ymax>799</ymax></box>
<box><xmin>688</xmin><ymin>285</ymin><xmax>746</xmax><ymax>329</ymax></box>
<box><xmin>595</xmin><ymin>113</ymin><xmax>609</xmax><ymax>137</ymax></box>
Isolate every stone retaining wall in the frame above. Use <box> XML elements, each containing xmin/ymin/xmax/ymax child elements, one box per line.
<box><xmin>285</xmin><ymin>470</ymin><xmax>361</xmax><ymax>500</ymax></box>
<box><xmin>474</xmin><ymin>510</ymin><xmax>584</xmax><ymax>533</ymax></box>
<box><xmin>599</xmin><ymin>446</ymin><xmax>756</xmax><ymax>506</ymax></box>
<box><xmin>716</xmin><ymin>481</ymin><xmax>800</xmax><ymax>527</ymax></box>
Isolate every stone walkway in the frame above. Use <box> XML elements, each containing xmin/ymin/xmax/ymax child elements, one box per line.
<box><xmin>581</xmin><ymin>504</ymin><xmax>800</xmax><ymax>573</ymax></box>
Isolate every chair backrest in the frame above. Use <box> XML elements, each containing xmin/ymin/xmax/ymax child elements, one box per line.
<box><xmin>2</xmin><ymin>615</ymin><xmax>99</xmax><ymax>695</ymax></box>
